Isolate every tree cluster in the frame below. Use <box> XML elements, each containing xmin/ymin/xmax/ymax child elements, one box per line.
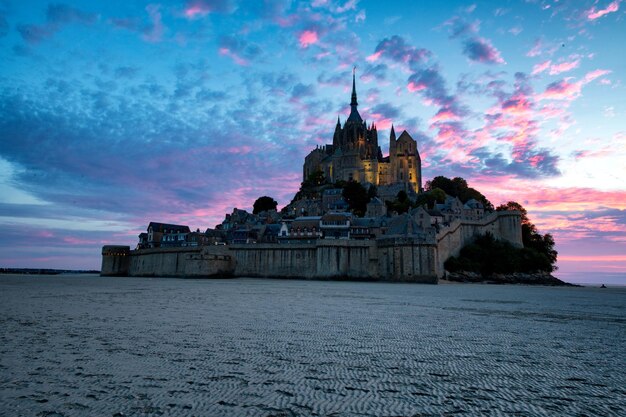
<box><xmin>252</xmin><ymin>196</ymin><xmax>278</xmax><ymax>214</ymax></box>
<box><xmin>445</xmin><ymin>233</ymin><xmax>556</xmax><ymax>275</ymax></box>
<box><xmin>342</xmin><ymin>181</ymin><xmax>372</xmax><ymax>217</ymax></box>
<box><xmin>445</xmin><ymin>201</ymin><xmax>558</xmax><ymax>275</ymax></box>
<box><xmin>426</xmin><ymin>176</ymin><xmax>494</xmax><ymax>211</ymax></box>
<box><xmin>496</xmin><ymin>201</ymin><xmax>557</xmax><ymax>267</ymax></box>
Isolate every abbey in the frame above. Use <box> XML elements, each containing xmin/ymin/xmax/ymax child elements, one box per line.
<box><xmin>303</xmin><ymin>71</ymin><xmax>422</xmax><ymax>193</ymax></box>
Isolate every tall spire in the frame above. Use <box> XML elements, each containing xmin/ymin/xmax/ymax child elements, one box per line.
<box><xmin>350</xmin><ymin>66</ymin><xmax>358</xmax><ymax>107</ymax></box>
<box><xmin>347</xmin><ymin>66</ymin><xmax>362</xmax><ymax>123</ymax></box>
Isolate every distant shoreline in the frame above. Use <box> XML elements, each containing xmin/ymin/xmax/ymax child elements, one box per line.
<box><xmin>3</xmin><ymin>269</ymin><xmax>622</xmax><ymax>287</ymax></box>
<box><xmin>0</xmin><ymin>268</ymin><xmax>100</xmax><ymax>275</ymax></box>
<box><xmin>445</xmin><ymin>270</ymin><xmax>579</xmax><ymax>286</ymax></box>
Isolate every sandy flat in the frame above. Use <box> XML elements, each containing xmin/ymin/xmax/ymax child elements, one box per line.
<box><xmin>0</xmin><ymin>274</ymin><xmax>624</xmax><ymax>416</ymax></box>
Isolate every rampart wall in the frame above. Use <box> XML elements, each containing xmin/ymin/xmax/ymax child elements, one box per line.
<box><xmin>230</xmin><ymin>240</ymin><xmax>377</xmax><ymax>279</ymax></box>
<box><xmin>127</xmin><ymin>246</ymin><xmax>233</xmax><ymax>277</ymax></box>
<box><xmin>101</xmin><ymin>211</ymin><xmax>522</xmax><ymax>283</ymax></box>
<box><xmin>101</xmin><ymin>246</ymin><xmax>131</xmax><ymax>276</ymax></box>
<box><xmin>435</xmin><ymin>211</ymin><xmax>523</xmax><ymax>275</ymax></box>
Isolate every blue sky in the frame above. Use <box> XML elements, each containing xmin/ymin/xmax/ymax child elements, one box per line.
<box><xmin>0</xmin><ymin>0</ymin><xmax>625</xmax><ymax>283</ymax></box>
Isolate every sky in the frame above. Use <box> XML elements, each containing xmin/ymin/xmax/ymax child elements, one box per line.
<box><xmin>0</xmin><ymin>0</ymin><xmax>624</xmax><ymax>284</ymax></box>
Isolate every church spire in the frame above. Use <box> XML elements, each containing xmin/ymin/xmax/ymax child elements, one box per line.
<box><xmin>346</xmin><ymin>66</ymin><xmax>362</xmax><ymax>123</ymax></box>
<box><xmin>350</xmin><ymin>66</ymin><xmax>358</xmax><ymax>108</ymax></box>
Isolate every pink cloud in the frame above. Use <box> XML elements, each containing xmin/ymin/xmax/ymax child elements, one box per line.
<box><xmin>183</xmin><ymin>0</ymin><xmax>234</xmax><ymax>18</ymax></box>
<box><xmin>531</xmin><ymin>60</ymin><xmax>551</xmax><ymax>75</ymax></box>
<box><xmin>587</xmin><ymin>1</ymin><xmax>620</xmax><ymax>20</ymax></box>
<box><xmin>142</xmin><ymin>4</ymin><xmax>164</xmax><ymax>43</ymax></box>
<box><xmin>532</xmin><ymin>59</ymin><xmax>581</xmax><ymax>76</ymax></box>
<box><xmin>407</xmin><ymin>81</ymin><xmax>426</xmax><ymax>92</ymax></box>
<box><xmin>559</xmin><ymin>255</ymin><xmax>626</xmax><ymax>263</ymax></box>
<box><xmin>501</xmin><ymin>93</ymin><xmax>533</xmax><ymax>115</ymax></box>
<box><xmin>222</xmin><ymin>146</ymin><xmax>252</xmax><ymax>155</ymax></box>
<box><xmin>538</xmin><ymin>69</ymin><xmax>611</xmax><ymax>101</ymax></box>
<box><xmin>549</xmin><ymin>59</ymin><xmax>580</xmax><ymax>75</ymax></box>
<box><xmin>463</xmin><ymin>37</ymin><xmax>506</xmax><ymax>64</ymax></box>
<box><xmin>540</xmin><ymin>79</ymin><xmax>582</xmax><ymax>100</ymax></box>
<box><xmin>366</xmin><ymin>51</ymin><xmax>382</xmax><ymax>62</ymax></box>
<box><xmin>584</xmin><ymin>69</ymin><xmax>611</xmax><ymax>82</ymax></box>
<box><xmin>429</xmin><ymin>109</ymin><xmax>461</xmax><ymax>124</ymax></box>
<box><xmin>299</xmin><ymin>30</ymin><xmax>319</xmax><ymax>48</ymax></box>
<box><xmin>63</xmin><ymin>236</ymin><xmax>101</xmax><ymax>245</ymax></box>
<box><xmin>526</xmin><ymin>39</ymin><xmax>543</xmax><ymax>57</ymax></box>
<box><xmin>185</xmin><ymin>5</ymin><xmax>208</xmax><ymax>18</ymax></box>
<box><xmin>218</xmin><ymin>47</ymin><xmax>248</xmax><ymax>66</ymax></box>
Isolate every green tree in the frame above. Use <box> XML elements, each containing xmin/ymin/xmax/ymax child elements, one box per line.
<box><xmin>413</xmin><ymin>187</ymin><xmax>447</xmax><ymax>209</ymax></box>
<box><xmin>496</xmin><ymin>201</ymin><xmax>558</xmax><ymax>271</ymax></box>
<box><xmin>426</xmin><ymin>176</ymin><xmax>494</xmax><ymax>211</ymax></box>
<box><xmin>253</xmin><ymin>196</ymin><xmax>278</xmax><ymax>215</ymax></box>
<box><xmin>342</xmin><ymin>181</ymin><xmax>370</xmax><ymax>217</ymax></box>
<box><xmin>429</xmin><ymin>187</ymin><xmax>446</xmax><ymax>204</ymax></box>
<box><xmin>385</xmin><ymin>190</ymin><xmax>411</xmax><ymax>214</ymax></box>
<box><xmin>444</xmin><ymin>232</ymin><xmax>555</xmax><ymax>275</ymax></box>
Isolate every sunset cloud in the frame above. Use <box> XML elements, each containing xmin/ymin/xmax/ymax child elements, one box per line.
<box><xmin>463</xmin><ymin>37</ymin><xmax>506</xmax><ymax>64</ymax></box>
<box><xmin>586</xmin><ymin>1</ymin><xmax>620</xmax><ymax>20</ymax></box>
<box><xmin>549</xmin><ymin>59</ymin><xmax>580</xmax><ymax>75</ymax></box>
<box><xmin>372</xmin><ymin>35</ymin><xmax>431</xmax><ymax>70</ymax></box>
<box><xmin>298</xmin><ymin>30</ymin><xmax>319</xmax><ymax>48</ymax></box>
<box><xmin>218</xmin><ymin>35</ymin><xmax>262</xmax><ymax>65</ymax></box>
<box><xmin>183</xmin><ymin>0</ymin><xmax>235</xmax><ymax>18</ymax></box>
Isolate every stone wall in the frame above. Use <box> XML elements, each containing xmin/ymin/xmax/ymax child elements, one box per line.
<box><xmin>100</xmin><ymin>211</ymin><xmax>522</xmax><ymax>283</ymax></box>
<box><xmin>435</xmin><ymin>211</ymin><xmax>523</xmax><ymax>277</ymax></box>
<box><xmin>101</xmin><ymin>246</ymin><xmax>130</xmax><ymax>276</ymax></box>
<box><xmin>128</xmin><ymin>246</ymin><xmax>233</xmax><ymax>277</ymax></box>
<box><xmin>377</xmin><ymin>238</ymin><xmax>437</xmax><ymax>283</ymax></box>
<box><xmin>230</xmin><ymin>240</ymin><xmax>377</xmax><ymax>280</ymax></box>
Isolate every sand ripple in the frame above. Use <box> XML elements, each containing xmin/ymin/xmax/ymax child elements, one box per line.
<box><xmin>1</xmin><ymin>275</ymin><xmax>624</xmax><ymax>416</ymax></box>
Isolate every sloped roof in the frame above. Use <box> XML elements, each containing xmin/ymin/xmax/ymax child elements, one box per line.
<box><xmin>464</xmin><ymin>199</ymin><xmax>484</xmax><ymax>209</ymax></box>
<box><xmin>386</xmin><ymin>213</ymin><xmax>422</xmax><ymax>235</ymax></box>
<box><xmin>396</xmin><ymin>130</ymin><xmax>414</xmax><ymax>142</ymax></box>
<box><xmin>322</xmin><ymin>213</ymin><xmax>351</xmax><ymax>222</ymax></box>
<box><xmin>148</xmin><ymin>222</ymin><xmax>190</xmax><ymax>233</ymax></box>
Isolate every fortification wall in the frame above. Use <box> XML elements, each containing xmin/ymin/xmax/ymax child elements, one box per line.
<box><xmin>128</xmin><ymin>246</ymin><xmax>233</xmax><ymax>277</ymax></box>
<box><xmin>101</xmin><ymin>246</ymin><xmax>130</xmax><ymax>276</ymax></box>
<box><xmin>315</xmin><ymin>240</ymin><xmax>375</xmax><ymax>279</ymax></box>
<box><xmin>435</xmin><ymin>211</ymin><xmax>523</xmax><ymax>276</ymax></box>
<box><xmin>230</xmin><ymin>240</ymin><xmax>376</xmax><ymax>279</ymax></box>
<box><xmin>100</xmin><ymin>211</ymin><xmax>521</xmax><ymax>282</ymax></box>
<box><xmin>231</xmin><ymin>244</ymin><xmax>317</xmax><ymax>278</ymax></box>
<box><xmin>377</xmin><ymin>238</ymin><xmax>438</xmax><ymax>283</ymax></box>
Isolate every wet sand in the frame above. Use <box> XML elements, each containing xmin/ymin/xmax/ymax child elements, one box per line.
<box><xmin>1</xmin><ymin>274</ymin><xmax>624</xmax><ymax>416</ymax></box>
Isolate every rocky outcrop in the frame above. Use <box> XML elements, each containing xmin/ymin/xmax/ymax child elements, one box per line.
<box><xmin>445</xmin><ymin>270</ymin><xmax>576</xmax><ymax>286</ymax></box>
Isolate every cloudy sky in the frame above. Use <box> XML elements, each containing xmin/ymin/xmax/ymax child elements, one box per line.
<box><xmin>1</xmin><ymin>0</ymin><xmax>624</xmax><ymax>283</ymax></box>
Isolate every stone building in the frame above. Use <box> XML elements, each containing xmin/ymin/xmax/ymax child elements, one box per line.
<box><xmin>144</xmin><ymin>222</ymin><xmax>190</xmax><ymax>248</ymax></box>
<box><xmin>303</xmin><ymin>71</ymin><xmax>422</xmax><ymax>193</ymax></box>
